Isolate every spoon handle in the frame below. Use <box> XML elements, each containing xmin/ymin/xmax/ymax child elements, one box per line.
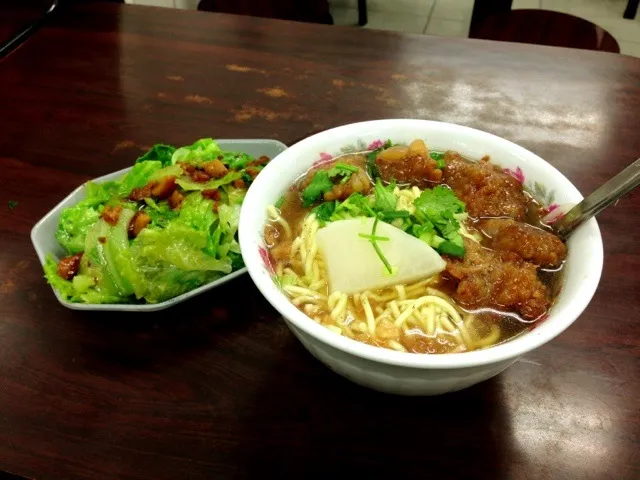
<box><xmin>554</xmin><ymin>158</ymin><xmax>640</xmax><ymax>240</ymax></box>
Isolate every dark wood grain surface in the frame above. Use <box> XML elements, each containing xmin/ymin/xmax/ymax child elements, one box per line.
<box><xmin>1</xmin><ymin>3</ymin><xmax>639</xmax><ymax>479</ymax></box>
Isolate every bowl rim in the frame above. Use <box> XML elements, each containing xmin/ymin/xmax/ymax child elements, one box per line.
<box><xmin>239</xmin><ymin>119</ymin><xmax>604</xmax><ymax>369</ymax></box>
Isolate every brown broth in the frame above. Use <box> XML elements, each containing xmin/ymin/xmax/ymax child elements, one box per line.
<box><xmin>265</xmin><ymin>149</ymin><xmax>566</xmax><ymax>354</ymax></box>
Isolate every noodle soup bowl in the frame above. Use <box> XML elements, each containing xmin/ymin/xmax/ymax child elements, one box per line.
<box><xmin>239</xmin><ymin>119</ymin><xmax>603</xmax><ymax>396</ymax></box>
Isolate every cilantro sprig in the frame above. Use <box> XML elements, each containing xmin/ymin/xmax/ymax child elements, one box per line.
<box><xmin>301</xmin><ymin>163</ymin><xmax>361</xmax><ymax>207</ymax></box>
<box><xmin>301</xmin><ymin>171</ymin><xmax>334</xmax><ymax>207</ymax></box>
<box><xmin>314</xmin><ymin>182</ymin><xmax>467</xmax><ymax>258</ymax></box>
<box><xmin>304</xmin><ymin>139</ymin><xmax>467</xmax><ymax>271</ymax></box>
<box><xmin>412</xmin><ymin>185</ymin><xmax>466</xmax><ymax>257</ymax></box>
<box><xmin>430</xmin><ymin>151</ymin><xmax>446</xmax><ymax>169</ymax></box>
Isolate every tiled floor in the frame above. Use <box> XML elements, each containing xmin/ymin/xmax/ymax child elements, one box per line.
<box><xmin>330</xmin><ymin>0</ymin><xmax>640</xmax><ymax>57</ymax></box>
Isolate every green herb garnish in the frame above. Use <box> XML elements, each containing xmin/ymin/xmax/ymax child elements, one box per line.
<box><xmin>313</xmin><ymin>201</ymin><xmax>337</xmax><ymax>223</ymax></box>
<box><xmin>381</xmin><ymin>210</ymin><xmax>410</xmax><ymax>220</ymax></box>
<box><xmin>373</xmin><ymin>179</ymin><xmax>397</xmax><ymax>213</ymax></box>
<box><xmin>358</xmin><ymin>233</ymin><xmax>390</xmax><ymax>242</ymax></box>
<box><xmin>366</xmin><ymin>139</ymin><xmax>393</xmax><ymax>180</ymax></box>
<box><xmin>301</xmin><ymin>163</ymin><xmax>361</xmax><ymax>208</ymax></box>
<box><xmin>328</xmin><ymin>193</ymin><xmax>375</xmax><ymax>221</ymax></box>
<box><xmin>275</xmin><ymin>195</ymin><xmax>285</xmax><ymax>208</ymax></box>
<box><xmin>412</xmin><ymin>185</ymin><xmax>466</xmax><ymax>257</ymax></box>
<box><xmin>8</xmin><ymin>200</ymin><xmax>18</xmax><ymax>210</ymax></box>
<box><xmin>328</xmin><ymin>162</ymin><xmax>359</xmax><ymax>176</ymax></box>
<box><xmin>369</xmin><ymin>216</ymin><xmax>393</xmax><ymax>274</ymax></box>
<box><xmin>430</xmin><ymin>151</ymin><xmax>446</xmax><ymax>169</ymax></box>
<box><xmin>328</xmin><ymin>162</ymin><xmax>359</xmax><ymax>185</ymax></box>
<box><xmin>301</xmin><ymin>171</ymin><xmax>334</xmax><ymax>207</ymax></box>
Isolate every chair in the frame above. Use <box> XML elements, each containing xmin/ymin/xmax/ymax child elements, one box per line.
<box><xmin>624</xmin><ymin>0</ymin><xmax>639</xmax><ymax>19</ymax></box>
<box><xmin>198</xmin><ymin>0</ymin><xmax>333</xmax><ymax>24</ymax></box>
<box><xmin>358</xmin><ymin>0</ymin><xmax>367</xmax><ymax>26</ymax></box>
<box><xmin>469</xmin><ymin>2</ymin><xmax>620</xmax><ymax>54</ymax></box>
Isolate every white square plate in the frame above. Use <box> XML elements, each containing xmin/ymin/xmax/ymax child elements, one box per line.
<box><xmin>31</xmin><ymin>139</ymin><xmax>287</xmax><ymax>312</ymax></box>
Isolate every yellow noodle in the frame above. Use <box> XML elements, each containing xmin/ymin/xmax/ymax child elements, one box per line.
<box><xmin>305</xmin><ymin>243</ymin><xmax>318</xmax><ymax>278</ymax></box>
<box><xmin>460</xmin><ymin>222</ymin><xmax>480</xmax><ymax>243</ymax></box>
<box><xmin>308</xmin><ymin>220</ymin><xmax>319</xmax><ymax>249</ymax></box>
<box><xmin>308</xmin><ymin>280</ymin><xmax>325</xmax><ymax>291</ymax></box>
<box><xmin>330</xmin><ymin>294</ymin><xmax>348</xmax><ymax>322</ymax></box>
<box><xmin>278</xmin><ymin>209</ymin><xmax>508</xmax><ymax>354</ymax></box>
<box><xmin>292</xmin><ymin>296</ymin><xmax>325</xmax><ymax>306</ymax></box>
<box><xmin>457</xmin><ymin>321</ymin><xmax>474</xmax><ymax>348</ymax></box>
<box><xmin>440</xmin><ymin>330</ymin><xmax>464</xmax><ymax>344</ymax></box>
<box><xmin>290</xmin><ymin>237</ymin><xmax>303</xmax><ymax>261</ymax></box>
<box><xmin>326</xmin><ymin>325</ymin><xmax>342</xmax><ymax>335</ymax></box>
<box><xmin>419</xmin><ymin>306</ymin><xmax>430</xmax><ymax>331</ymax></box>
<box><xmin>267</xmin><ymin>205</ymin><xmax>292</xmax><ymax>239</ymax></box>
<box><xmin>424</xmin><ymin>295</ymin><xmax>463</xmax><ymax>324</ymax></box>
<box><xmin>302</xmin><ymin>215</ymin><xmax>316</xmax><ymax>251</ymax></box>
<box><xmin>298</xmin><ymin>239</ymin><xmax>307</xmax><ymax>262</ymax></box>
<box><xmin>439</xmin><ymin>313</ymin><xmax>457</xmax><ymax>332</ymax></box>
<box><xmin>405</xmin><ymin>285</ymin><xmax>428</xmax><ymax>297</ymax></box>
<box><xmin>473</xmin><ymin>324</ymin><xmax>501</xmax><ymax>349</ymax></box>
<box><xmin>275</xmin><ymin>262</ymin><xmax>284</xmax><ymax>277</ymax></box>
<box><xmin>464</xmin><ymin>314</ymin><xmax>477</xmax><ymax>329</ymax></box>
<box><xmin>388</xmin><ymin>340</ymin><xmax>407</xmax><ymax>352</ymax></box>
<box><xmin>283</xmin><ymin>267</ymin><xmax>298</xmax><ymax>277</ymax></box>
<box><xmin>361</xmin><ymin>293</ymin><xmax>376</xmax><ymax>336</ymax></box>
<box><xmin>372</xmin><ymin>292</ymin><xmax>399</xmax><ymax>303</ymax></box>
<box><xmin>303</xmin><ymin>304</ymin><xmax>321</xmax><ymax>316</ymax></box>
<box><xmin>425</xmin><ymin>287</ymin><xmax>455</xmax><ymax>303</ymax></box>
<box><xmin>327</xmin><ymin>291</ymin><xmax>341</xmax><ymax>310</ymax></box>
<box><xmin>404</xmin><ymin>314</ymin><xmax>418</xmax><ymax>328</ymax></box>
<box><xmin>284</xmin><ymin>285</ymin><xmax>326</xmax><ymax>299</ymax></box>
<box><xmin>425</xmin><ymin>304</ymin><xmax>436</xmax><ymax>335</ymax></box>
<box><xmin>389</xmin><ymin>301</ymin><xmax>401</xmax><ymax>319</ymax></box>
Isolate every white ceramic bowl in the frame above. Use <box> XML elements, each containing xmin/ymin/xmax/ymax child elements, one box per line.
<box><xmin>239</xmin><ymin>120</ymin><xmax>603</xmax><ymax>396</ymax></box>
<box><xmin>31</xmin><ymin>139</ymin><xmax>287</xmax><ymax>312</ymax></box>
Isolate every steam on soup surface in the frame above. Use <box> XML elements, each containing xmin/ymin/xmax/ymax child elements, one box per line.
<box><xmin>264</xmin><ymin>139</ymin><xmax>566</xmax><ymax>354</ymax></box>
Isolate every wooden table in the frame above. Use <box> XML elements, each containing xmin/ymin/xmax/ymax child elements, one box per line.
<box><xmin>1</xmin><ymin>3</ymin><xmax>639</xmax><ymax>479</ymax></box>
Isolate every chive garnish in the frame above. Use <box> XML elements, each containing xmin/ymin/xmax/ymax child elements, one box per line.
<box><xmin>369</xmin><ymin>217</ymin><xmax>393</xmax><ymax>274</ymax></box>
<box><xmin>358</xmin><ymin>233</ymin><xmax>390</xmax><ymax>242</ymax></box>
<box><xmin>334</xmin><ymin>162</ymin><xmax>359</xmax><ymax>173</ymax></box>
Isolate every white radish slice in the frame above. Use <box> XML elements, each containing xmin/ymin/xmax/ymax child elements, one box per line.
<box><xmin>315</xmin><ymin>218</ymin><xmax>446</xmax><ymax>295</ymax></box>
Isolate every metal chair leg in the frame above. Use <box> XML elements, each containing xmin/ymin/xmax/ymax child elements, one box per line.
<box><xmin>624</xmin><ymin>0</ymin><xmax>639</xmax><ymax>19</ymax></box>
<box><xmin>358</xmin><ymin>0</ymin><xmax>367</xmax><ymax>26</ymax></box>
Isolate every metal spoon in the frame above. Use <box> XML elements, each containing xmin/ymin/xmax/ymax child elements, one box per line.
<box><xmin>553</xmin><ymin>158</ymin><xmax>640</xmax><ymax>240</ymax></box>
